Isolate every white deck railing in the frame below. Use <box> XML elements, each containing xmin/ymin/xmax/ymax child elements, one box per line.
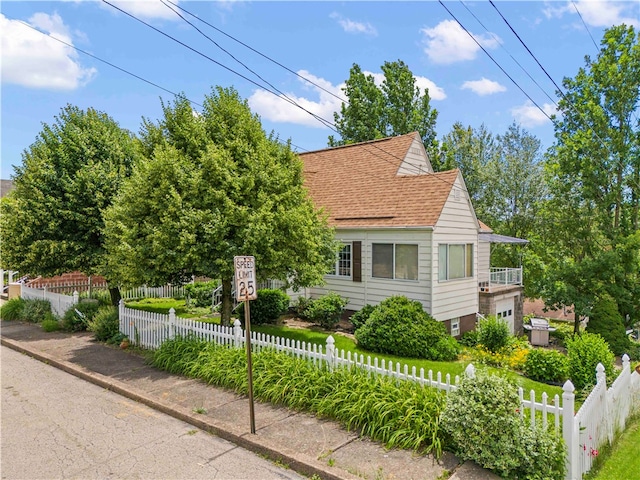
<box><xmin>478</xmin><ymin>267</ymin><xmax>523</xmax><ymax>291</ymax></box>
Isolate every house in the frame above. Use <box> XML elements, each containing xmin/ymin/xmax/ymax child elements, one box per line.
<box><xmin>296</xmin><ymin>132</ymin><xmax>525</xmax><ymax>337</ymax></box>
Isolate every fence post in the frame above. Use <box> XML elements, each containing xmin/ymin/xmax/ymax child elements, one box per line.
<box><xmin>118</xmin><ymin>299</ymin><xmax>125</xmax><ymax>337</ymax></box>
<box><xmin>596</xmin><ymin>363</ymin><xmax>606</xmax><ymax>385</ymax></box>
<box><xmin>326</xmin><ymin>335</ymin><xmax>335</xmax><ymax>370</ymax></box>
<box><xmin>562</xmin><ymin>380</ymin><xmax>576</xmax><ymax>480</ymax></box>
<box><xmin>168</xmin><ymin>308</ymin><xmax>176</xmax><ymax>340</ymax></box>
<box><xmin>464</xmin><ymin>363</ymin><xmax>475</xmax><ymax>379</ymax></box>
<box><xmin>233</xmin><ymin>319</ymin><xmax>242</xmax><ymax>347</ymax></box>
<box><xmin>73</xmin><ymin>290</ymin><xmax>79</xmax><ymax>305</ymax></box>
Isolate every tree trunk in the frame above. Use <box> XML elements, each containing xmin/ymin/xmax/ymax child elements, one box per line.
<box><xmin>221</xmin><ymin>276</ymin><xmax>233</xmax><ymax>327</ymax></box>
<box><xmin>574</xmin><ymin>311</ymin><xmax>581</xmax><ymax>335</ymax></box>
<box><xmin>109</xmin><ymin>286</ymin><xmax>121</xmax><ymax>307</ymax></box>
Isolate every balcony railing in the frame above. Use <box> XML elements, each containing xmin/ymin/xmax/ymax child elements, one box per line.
<box><xmin>478</xmin><ymin>267</ymin><xmax>523</xmax><ymax>292</ymax></box>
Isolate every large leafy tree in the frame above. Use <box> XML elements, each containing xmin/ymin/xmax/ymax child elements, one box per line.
<box><xmin>104</xmin><ymin>87</ymin><xmax>338</xmax><ymax>325</ymax></box>
<box><xmin>0</xmin><ymin>105</ymin><xmax>139</xmax><ymax>304</ymax></box>
<box><xmin>329</xmin><ymin>60</ymin><xmax>439</xmax><ymax>161</ymax></box>
<box><xmin>542</xmin><ymin>25</ymin><xmax>640</xmax><ymax>331</ymax></box>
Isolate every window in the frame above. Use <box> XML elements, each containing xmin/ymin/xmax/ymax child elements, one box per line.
<box><xmin>438</xmin><ymin>244</ymin><xmax>474</xmax><ymax>281</ymax></box>
<box><xmin>450</xmin><ymin>318</ymin><xmax>460</xmax><ymax>336</ymax></box>
<box><xmin>372</xmin><ymin>243</ymin><xmax>418</xmax><ymax>281</ymax></box>
<box><xmin>328</xmin><ymin>244</ymin><xmax>352</xmax><ymax>277</ymax></box>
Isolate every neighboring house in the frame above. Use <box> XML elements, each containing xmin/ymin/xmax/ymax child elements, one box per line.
<box><xmin>296</xmin><ymin>132</ymin><xmax>525</xmax><ymax>337</ymax></box>
<box><xmin>1</xmin><ymin>179</ymin><xmax>15</xmax><ymax>198</ymax></box>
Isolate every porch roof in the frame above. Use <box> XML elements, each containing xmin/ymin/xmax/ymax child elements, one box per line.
<box><xmin>479</xmin><ymin>233</ymin><xmax>529</xmax><ymax>244</ymax></box>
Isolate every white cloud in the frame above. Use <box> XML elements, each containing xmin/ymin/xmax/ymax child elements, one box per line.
<box><xmin>461</xmin><ymin>78</ymin><xmax>507</xmax><ymax>96</ymax></box>
<box><xmin>1</xmin><ymin>13</ymin><xmax>96</xmax><ymax>90</ymax></box>
<box><xmin>511</xmin><ymin>101</ymin><xmax>557</xmax><ymax>127</ymax></box>
<box><xmin>543</xmin><ymin>0</ymin><xmax>639</xmax><ymax>28</ymax></box>
<box><xmin>248</xmin><ymin>71</ymin><xmax>346</xmax><ymax>128</ymax></box>
<box><xmin>364</xmin><ymin>70</ymin><xmax>446</xmax><ymax>101</ymax></box>
<box><xmin>101</xmin><ymin>0</ymin><xmax>182</xmax><ymax>21</ymax></box>
<box><xmin>421</xmin><ymin>20</ymin><xmax>501</xmax><ymax>65</ymax></box>
<box><xmin>330</xmin><ymin>12</ymin><xmax>377</xmax><ymax>36</ymax></box>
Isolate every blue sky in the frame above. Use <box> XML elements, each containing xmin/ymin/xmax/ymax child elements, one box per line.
<box><xmin>1</xmin><ymin>0</ymin><xmax>638</xmax><ymax>178</ymax></box>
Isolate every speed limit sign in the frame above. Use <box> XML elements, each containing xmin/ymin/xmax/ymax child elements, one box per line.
<box><xmin>234</xmin><ymin>256</ymin><xmax>257</xmax><ymax>301</ymax></box>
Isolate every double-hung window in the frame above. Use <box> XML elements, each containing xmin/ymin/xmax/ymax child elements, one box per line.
<box><xmin>438</xmin><ymin>244</ymin><xmax>474</xmax><ymax>281</ymax></box>
<box><xmin>329</xmin><ymin>243</ymin><xmax>352</xmax><ymax>278</ymax></box>
<box><xmin>372</xmin><ymin>243</ymin><xmax>418</xmax><ymax>281</ymax></box>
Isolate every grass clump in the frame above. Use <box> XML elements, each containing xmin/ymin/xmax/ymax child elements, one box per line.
<box><xmin>152</xmin><ymin>337</ymin><xmax>446</xmax><ymax>454</ymax></box>
<box><xmin>62</xmin><ymin>300</ymin><xmax>101</xmax><ymax>332</ymax></box>
<box><xmin>87</xmin><ymin>306</ymin><xmax>120</xmax><ymax>342</ymax></box>
<box><xmin>0</xmin><ymin>297</ymin><xmax>26</xmax><ymax>321</ymax></box>
<box><xmin>41</xmin><ymin>316</ymin><xmax>61</xmax><ymax>332</ymax></box>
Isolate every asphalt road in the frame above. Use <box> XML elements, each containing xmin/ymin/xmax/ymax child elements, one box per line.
<box><xmin>0</xmin><ymin>346</ymin><xmax>304</xmax><ymax>480</ymax></box>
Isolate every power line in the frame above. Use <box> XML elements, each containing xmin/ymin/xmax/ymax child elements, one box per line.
<box><xmin>101</xmin><ymin>0</ymin><xmax>449</xmax><ymax>180</ymax></box>
<box><xmin>459</xmin><ymin>1</ymin><xmax>558</xmax><ymax>107</ymax></box>
<box><xmin>437</xmin><ymin>0</ymin><xmax>554</xmax><ymax>124</ymax></box>
<box><xmin>162</xmin><ymin>0</ymin><xmax>348</xmax><ymax>105</ymax></box>
<box><xmin>159</xmin><ymin>0</ymin><xmax>334</xmax><ymax>130</ymax></box>
<box><xmin>571</xmin><ymin>0</ymin><xmax>599</xmax><ymax>52</ymax></box>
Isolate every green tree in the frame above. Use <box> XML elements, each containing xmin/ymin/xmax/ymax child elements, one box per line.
<box><xmin>104</xmin><ymin>87</ymin><xmax>338</xmax><ymax>325</ymax></box>
<box><xmin>542</xmin><ymin>25</ymin><xmax>640</xmax><ymax>331</ymax></box>
<box><xmin>329</xmin><ymin>60</ymin><xmax>439</xmax><ymax>160</ymax></box>
<box><xmin>0</xmin><ymin>105</ymin><xmax>139</xmax><ymax>304</ymax></box>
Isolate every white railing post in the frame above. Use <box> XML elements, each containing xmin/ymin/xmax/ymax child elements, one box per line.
<box><xmin>233</xmin><ymin>319</ymin><xmax>242</xmax><ymax>347</ymax></box>
<box><xmin>563</xmin><ymin>380</ymin><xmax>577</xmax><ymax>480</ymax></box>
<box><xmin>464</xmin><ymin>363</ymin><xmax>475</xmax><ymax>379</ymax></box>
<box><xmin>326</xmin><ymin>335</ymin><xmax>335</xmax><ymax>370</ymax></box>
<box><xmin>596</xmin><ymin>363</ymin><xmax>606</xmax><ymax>385</ymax></box>
<box><xmin>168</xmin><ymin>308</ymin><xmax>176</xmax><ymax>340</ymax></box>
<box><xmin>73</xmin><ymin>290</ymin><xmax>79</xmax><ymax>305</ymax></box>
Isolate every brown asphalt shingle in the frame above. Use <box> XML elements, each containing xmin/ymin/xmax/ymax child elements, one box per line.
<box><xmin>300</xmin><ymin>133</ymin><xmax>458</xmax><ymax>228</ymax></box>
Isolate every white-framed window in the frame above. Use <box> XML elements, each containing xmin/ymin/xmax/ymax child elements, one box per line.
<box><xmin>450</xmin><ymin>318</ymin><xmax>460</xmax><ymax>336</ymax></box>
<box><xmin>372</xmin><ymin>243</ymin><xmax>418</xmax><ymax>281</ymax></box>
<box><xmin>328</xmin><ymin>243</ymin><xmax>352</xmax><ymax>278</ymax></box>
<box><xmin>438</xmin><ymin>244</ymin><xmax>474</xmax><ymax>281</ymax></box>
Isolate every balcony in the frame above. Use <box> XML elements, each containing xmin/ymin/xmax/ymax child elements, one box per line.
<box><xmin>478</xmin><ymin>267</ymin><xmax>523</xmax><ymax>292</ymax></box>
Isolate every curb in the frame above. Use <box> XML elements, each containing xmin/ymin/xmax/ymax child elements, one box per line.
<box><xmin>1</xmin><ymin>336</ymin><xmax>360</xmax><ymax>480</ymax></box>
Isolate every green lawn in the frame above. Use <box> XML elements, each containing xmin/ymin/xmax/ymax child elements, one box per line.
<box><xmin>125</xmin><ymin>298</ymin><xmax>212</xmax><ymax>319</ymax></box>
<box><xmin>126</xmin><ymin>298</ymin><xmax>564</xmax><ymax>400</ymax></box>
<box><xmin>585</xmin><ymin>413</ymin><xmax>640</xmax><ymax>480</ymax></box>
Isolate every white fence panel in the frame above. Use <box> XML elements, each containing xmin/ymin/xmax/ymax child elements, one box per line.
<box><xmin>21</xmin><ymin>285</ymin><xmax>79</xmax><ymax>317</ymax></box>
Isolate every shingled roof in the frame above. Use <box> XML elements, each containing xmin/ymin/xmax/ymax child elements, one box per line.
<box><xmin>300</xmin><ymin>133</ymin><xmax>459</xmax><ymax>228</ymax></box>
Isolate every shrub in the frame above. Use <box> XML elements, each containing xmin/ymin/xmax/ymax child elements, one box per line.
<box><xmin>477</xmin><ymin>315</ymin><xmax>511</xmax><ymax>353</ymax></box>
<box><xmin>88</xmin><ymin>306</ymin><xmax>120</xmax><ymax>342</ymax></box>
<box><xmin>430</xmin><ymin>336</ymin><xmax>461</xmax><ymax>362</ymax></box>
<box><xmin>566</xmin><ymin>332</ymin><xmax>615</xmax><ymax>390</ymax></box>
<box><xmin>350</xmin><ymin>304</ymin><xmax>375</xmax><ymax>331</ymax></box>
<box><xmin>292</xmin><ymin>296</ymin><xmax>314</xmax><ymax>321</ymax></box>
<box><xmin>184</xmin><ymin>281</ymin><xmax>219</xmax><ymax>308</ymax></box>
<box><xmin>549</xmin><ymin>320</ymin><xmax>574</xmax><ymax>347</ymax></box>
<box><xmin>21</xmin><ymin>299</ymin><xmax>52</xmax><ymax>323</ymax></box>
<box><xmin>62</xmin><ymin>300</ymin><xmax>101</xmax><ymax>332</ymax></box>
<box><xmin>355</xmin><ymin>296</ymin><xmax>457</xmax><ymax>360</ymax></box>
<box><xmin>235</xmin><ymin>289</ymin><xmax>289</xmax><ymax>325</ymax></box>
<box><xmin>0</xmin><ymin>297</ymin><xmax>25</xmax><ymax>321</ymax></box>
<box><xmin>523</xmin><ymin>348</ymin><xmax>569</xmax><ymax>384</ymax></box>
<box><xmin>458</xmin><ymin>329</ymin><xmax>479</xmax><ymax>347</ymax></box>
<box><xmin>586</xmin><ymin>294</ymin><xmax>630</xmax><ymax>356</ymax></box>
<box><xmin>304</xmin><ymin>292</ymin><xmax>348</xmax><ymax>330</ymax></box>
<box><xmin>440</xmin><ymin>374</ymin><xmax>565</xmax><ymax>479</ymax></box>
<box><xmin>41</xmin><ymin>316</ymin><xmax>61</xmax><ymax>332</ymax></box>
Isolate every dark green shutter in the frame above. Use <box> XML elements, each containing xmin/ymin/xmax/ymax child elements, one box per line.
<box><xmin>353</xmin><ymin>241</ymin><xmax>362</xmax><ymax>282</ymax></box>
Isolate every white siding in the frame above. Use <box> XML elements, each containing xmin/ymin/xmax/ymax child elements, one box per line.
<box><xmin>396</xmin><ymin>137</ymin><xmax>434</xmax><ymax>176</ymax></box>
<box><xmin>310</xmin><ymin>228</ymin><xmax>433</xmax><ymax>311</ymax></box>
<box><xmin>431</xmin><ymin>173</ymin><xmax>480</xmax><ymax>321</ymax></box>
<box><xmin>478</xmin><ymin>240</ymin><xmax>490</xmax><ymax>274</ymax></box>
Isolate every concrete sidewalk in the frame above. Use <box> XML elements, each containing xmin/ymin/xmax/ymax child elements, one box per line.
<box><xmin>0</xmin><ymin>321</ymin><xmax>500</xmax><ymax>480</ymax></box>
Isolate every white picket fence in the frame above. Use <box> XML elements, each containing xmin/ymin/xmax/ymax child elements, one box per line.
<box><xmin>37</xmin><ymin>281</ymin><xmax>185</xmax><ymax>300</ymax></box>
<box><xmin>21</xmin><ymin>285</ymin><xmax>79</xmax><ymax>317</ymax></box>
<box><xmin>118</xmin><ymin>302</ymin><xmax>640</xmax><ymax>480</ymax></box>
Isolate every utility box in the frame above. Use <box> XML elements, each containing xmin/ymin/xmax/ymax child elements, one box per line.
<box><xmin>524</xmin><ymin>317</ymin><xmax>556</xmax><ymax>347</ymax></box>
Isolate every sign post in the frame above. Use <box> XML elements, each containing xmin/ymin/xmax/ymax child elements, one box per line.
<box><xmin>234</xmin><ymin>256</ymin><xmax>257</xmax><ymax>434</ymax></box>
